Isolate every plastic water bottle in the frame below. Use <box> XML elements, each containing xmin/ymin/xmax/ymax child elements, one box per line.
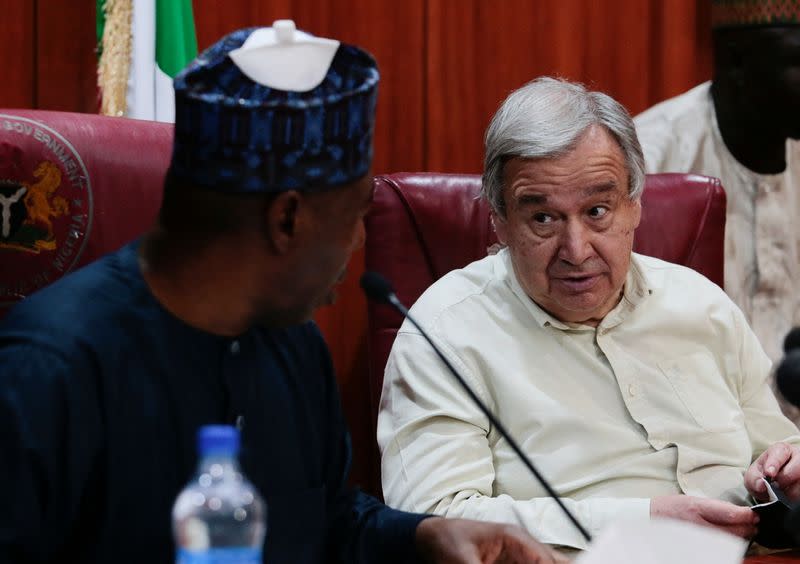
<box><xmin>173</xmin><ymin>425</ymin><xmax>267</xmax><ymax>563</ymax></box>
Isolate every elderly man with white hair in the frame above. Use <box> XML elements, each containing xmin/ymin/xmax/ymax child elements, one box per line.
<box><xmin>378</xmin><ymin>77</ymin><xmax>800</xmax><ymax>550</ymax></box>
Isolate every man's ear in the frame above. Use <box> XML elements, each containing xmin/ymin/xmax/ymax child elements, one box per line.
<box><xmin>631</xmin><ymin>197</ymin><xmax>642</xmax><ymax>229</ymax></box>
<box><xmin>265</xmin><ymin>190</ymin><xmax>302</xmax><ymax>254</ymax></box>
<box><xmin>492</xmin><ymin>211</ymin><xmax>509</xmax><ymax>245</ymax></box>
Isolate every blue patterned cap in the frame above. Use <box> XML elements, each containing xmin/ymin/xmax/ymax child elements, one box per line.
<box><xmin>171</xmin><ymin>26</ymin><xmax>379</xmax><ymax>193</ymax></box>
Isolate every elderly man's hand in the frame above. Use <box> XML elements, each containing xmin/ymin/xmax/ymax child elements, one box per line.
<box><xmin>415</xmin><ymin>517</ymin><xmax>569</xmax><ymax>564</ymax></box>
<box><xmin>745</xmin><ymin>442</ymin><xmax>800</xmax><ymax>501</ymax></box>
<box><xmin>651</xmin><ymin>495</ymin><xmax>758</xmax><ymax>539</ymax></box>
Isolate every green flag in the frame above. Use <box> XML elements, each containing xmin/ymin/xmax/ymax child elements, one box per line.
<box><xmin>97</xmin><ymin>0</ymin><xmax>197</xmax><ymax>122</ymax></box>
<box><xmin>155</xmin><ymin>0</ymin><xmax>197</xmax><ymax>78</ymax></box>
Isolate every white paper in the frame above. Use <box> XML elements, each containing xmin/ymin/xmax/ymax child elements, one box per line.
<box><xmin>574</xmin><ymin>518</ymin><xmax>747</xmax><ymax>564</ymax></box>
<box><xmin>752</xmin><ymin>477</ymin><xmax>780</xmax><ymax>509</ymax></box>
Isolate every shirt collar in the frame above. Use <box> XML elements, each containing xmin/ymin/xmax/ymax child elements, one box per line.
<box><xmin>499</xmin><ymin>248</ymin><xmax>655</xmax><ymax>331</ymax></box>
<box><xmin>600</xmin><ymin>254</ymin><xmax>654</xmax><ymax>330</ymax></box>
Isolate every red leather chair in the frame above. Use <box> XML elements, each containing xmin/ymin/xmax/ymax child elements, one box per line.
<box><xmin>0</xmin><ymin>109</ymin><xmax>172</xmax><ymax>316</ymax></box>
<box><xmin>362</xmin><ymin>171</ymin><xmax>727</xmax><ymax>498</ymax></box>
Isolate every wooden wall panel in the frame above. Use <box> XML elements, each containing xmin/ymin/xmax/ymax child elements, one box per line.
<box><xmin>36</xmin><ymin>0</ymin><xmax>98</xmax><ymax>113</ymax></box>
<box><xmin>648</xmin><ymin>0</ymin><xmax>713</xmax><ymax>102</ymax></box>
<box><xmin>192</xmin><ymin>0</ymin><xmax>293</xmax><ymax>51</ymax></box>
<box><xmin>426</xmin><ymin>0</ymin><xmax>713</xmax><ymax>173</ymax></box>
<box><xmin>426</xmin><ymin>0</ymin><xmax>539</xmax><ymax>172</ymax></box>
<box><xmin>0</xmin><ymin>0</ymin><xmax>35</xmax><ymax>107</ymax></box>
<box><xmin>580</xmin><ymin>0</ymin><xmax>653</xmax><ymax>112</ymax></box>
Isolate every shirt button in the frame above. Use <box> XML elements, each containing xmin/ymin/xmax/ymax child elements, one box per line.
<box><xmin>628</xmin><ymin>383</ymin><xmax>637</xmax><ymax>397</ymax></box>
<box><xmin>230</xmin><ymin>340</ymin><xmax>240</xmax><ymax>355</ymax></box>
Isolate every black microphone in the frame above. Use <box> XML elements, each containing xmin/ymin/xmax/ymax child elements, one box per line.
<box><xmin>361</xmin><ymin>271</ymin><xmax>593</xmax><ymax>543</ymax></box>
<box><xmin>774</xmin><ymin>328</ymin><xmax>800</xmax><ymax>546</ymax></box>
<box><xmin>776</xmin><ymin>352</ymin><xmax>800</xmax><ymax>407</ymax></box>
<box><xmin>784</xmin><ymin>327</ymin><xmax>800</xmax><ymax>354</ymax></box>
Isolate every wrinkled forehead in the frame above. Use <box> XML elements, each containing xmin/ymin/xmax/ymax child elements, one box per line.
<box><xmin>504</xmin><ymin>126</ymin><xmax>629</xmax><ymax>182</ymax></box>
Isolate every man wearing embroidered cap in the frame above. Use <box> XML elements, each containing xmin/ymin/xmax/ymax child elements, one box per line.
<box><xmin>0</xmin><ymin>22</ymin><xmax>563</xmax><ymax>564</ymax></box>
<box><xmin>635</xmin><ymin>1</ymin><xmax>800</xmax><ymax>392</ymax></box>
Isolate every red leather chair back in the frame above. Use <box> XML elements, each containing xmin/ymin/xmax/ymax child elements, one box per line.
<box><xmin>0</xmin><ymin>110</ymin><xmax>172</xmax><ymax>316</ymax></box>
<box><xmin>362</xmin><ymin>171</ymin><xmax>726</xmax><ymax>497</ymax></box>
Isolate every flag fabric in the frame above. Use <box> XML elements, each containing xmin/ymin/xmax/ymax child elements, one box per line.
<box><xmin>97</xmin><ymin>0</ymin><xmax>197</xmax><ymax>123</ymax></box>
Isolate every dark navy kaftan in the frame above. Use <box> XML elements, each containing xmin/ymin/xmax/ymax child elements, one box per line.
<box><xmin>0</xmin><ymin>242</ymin><xmax>425</xmax><ymax>563</ymax></box>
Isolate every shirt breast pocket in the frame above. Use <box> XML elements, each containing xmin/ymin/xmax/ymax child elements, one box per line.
<box><xmin>658</xmin><ymin>351</ymin><xmax>741</xmax><ymax>433</ymax></box>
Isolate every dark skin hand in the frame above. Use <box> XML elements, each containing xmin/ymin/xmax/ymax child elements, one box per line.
<box><xmin>415</xmin><ymin>517</ymin><xmax>570</xmax><ymax>564</ymax></box>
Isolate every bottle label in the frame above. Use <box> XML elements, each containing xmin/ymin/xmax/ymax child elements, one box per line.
<box><xmin>177</xmin><ymin>547</ymin><xmax>262</xmax><ymax>564</ymax></box>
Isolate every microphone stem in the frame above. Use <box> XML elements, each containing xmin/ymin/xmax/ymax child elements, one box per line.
<box><xmin>389</xmin><ymin>294</ymin><xmax>593</xmax><ymax>544</ymax></box>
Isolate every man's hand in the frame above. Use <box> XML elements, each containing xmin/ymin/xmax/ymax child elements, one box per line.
<box><xmin>415</xmin><ymin>517</ymin><xmax>569</xmax><ymax>564</ymax></box>
<box><xmin>745</xmin><ymin>442</ymin><xmax>800</xmax><ymax>501</ymax></box>
<box><xmin>650</xmin><ymin>495</ymin><xmax>758</xmax><ymax>539</ymax></box>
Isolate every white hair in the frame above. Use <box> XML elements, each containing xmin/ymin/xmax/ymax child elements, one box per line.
<box><xmin>481</xmin><ymin>77</ymin><xmax>645</xmax><ymax>216</ymax></box>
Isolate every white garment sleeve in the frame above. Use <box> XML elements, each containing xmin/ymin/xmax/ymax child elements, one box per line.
<box><xmin>377</xmin><ymin>330</ymin><xmax>650</xmax><ymax>550</ymax></box>
<box><xmin>633</xmin><ymin>113</ymin><xmax>676</xmax><ymax>174</ymax></box>
<box><xmin>733</xmin><ymin>307</ymin><xmax>800</xmax><ymax>457</ymax></box>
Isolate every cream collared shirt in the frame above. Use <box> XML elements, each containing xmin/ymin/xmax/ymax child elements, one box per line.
<box><xmin>378</xmin><ymin>250</ymin><xmax>800</xmax><ymax>549</ymax></box>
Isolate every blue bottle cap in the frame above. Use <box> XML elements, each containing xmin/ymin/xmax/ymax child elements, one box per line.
<box><xmin>198</xmin><ymin>425</ymin><xmax>240</xmax><ymax>456</ymax></box>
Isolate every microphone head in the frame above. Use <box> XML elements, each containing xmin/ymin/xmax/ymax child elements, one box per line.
<box><xmin>776</xmin><ymin>349</ymin><xmax>800</xmax><ymax>408</ymax></box>
<box><xmin>360</xmin><ymin>271</ymin><xmax>395</xmax><ymax>304</ymax></box>
<box><xmin>784</xmin><ymin>327</ymin><xmax>800</xmax><ymax>353</ymax></box>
